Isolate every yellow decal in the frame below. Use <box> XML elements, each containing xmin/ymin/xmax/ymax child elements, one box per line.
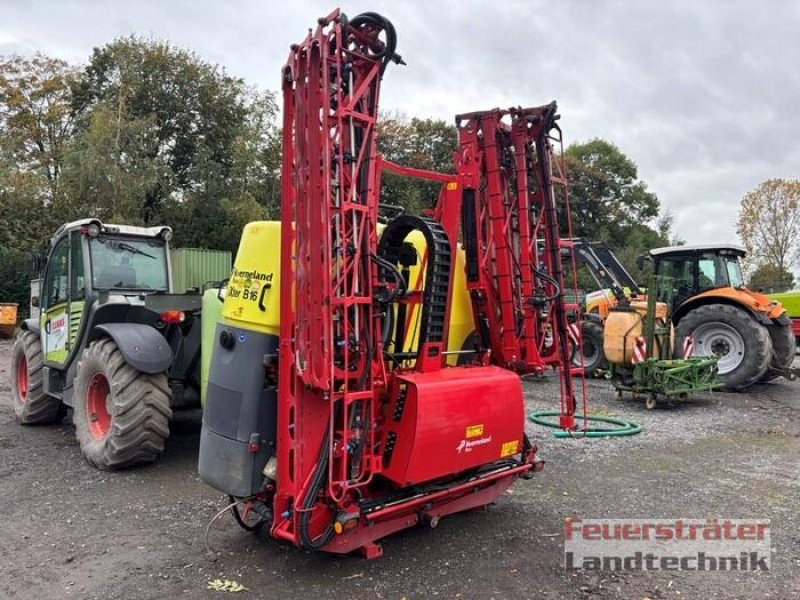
<box><xmin>500</xmin><ymin>440</ymin><xmax>520</xmax><ymax>458</ymax></box>
<box><xmin>466</xmin><ymin>424</ymin><xmax>484</xmax><ymax>439</ymax></box>
<box><xmin>446</xmin><ymin>181</ymin><xmax>458</xmax><ymax>191</ymax></box>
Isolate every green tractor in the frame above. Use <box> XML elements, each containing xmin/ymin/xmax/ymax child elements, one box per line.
<box><xmin>10</xmin><ymin>219</ymin><xmax>203</xmax><ymax>470</ymax></box>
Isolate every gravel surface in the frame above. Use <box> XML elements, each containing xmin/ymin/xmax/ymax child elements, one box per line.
<box><xmin>0</xmin><ymin>338</ymin><xmax>797</xmax><ymax>599</ymax></box>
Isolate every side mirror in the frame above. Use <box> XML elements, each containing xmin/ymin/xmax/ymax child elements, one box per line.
<box><xmin>30</xmin><ymin>296</ymin><xmax>40</xmax><ymax>308</ymax></box>
<box><xmin>636</xmin><ymin>254</ymin><xmax>653</xmax><ymax>271</ymax></box>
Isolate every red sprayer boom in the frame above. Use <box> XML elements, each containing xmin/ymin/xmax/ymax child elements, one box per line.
<box><xmin>200</xmin><ymin>8</ymin><xmax>582</xmax><ymax>559</ymax></box>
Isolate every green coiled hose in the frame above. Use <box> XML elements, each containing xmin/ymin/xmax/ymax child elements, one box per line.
<box><xmin>528</xmin><ymin>411</ymin><xmax>642</xmax><ymax>438</ymax></box>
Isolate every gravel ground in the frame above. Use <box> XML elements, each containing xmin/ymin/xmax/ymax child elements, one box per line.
<box><xmin>0</xmin><ymin>338</ymin><xmax>797</xmax><ymax>599</ymax></box>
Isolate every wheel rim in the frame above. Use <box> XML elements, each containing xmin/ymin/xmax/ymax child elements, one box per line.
<box><xmin>16</xmin><ymin>355</ymin><xmax>28</xmax><ymax>403</ymax></box>
<box><xmin>691</xmin><ymin>322</ymin><xmax>746</xmax><ymax>375</ymax></box>
<box><xmin>87</xmin><ymin>372</ymin><xmax>111</xmax><ymax>440</ymax></box>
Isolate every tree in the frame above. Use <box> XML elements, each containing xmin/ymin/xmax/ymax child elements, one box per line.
<box><xmin>563</xmin><ymin>139</ymin><xmax>660</xmax><ymax>248</ymax></box>
<box><xmin>71</xmin><ymin>37</ymin><xmax>250</xmax><ymax>222</ymax></box>
<box><xmin>0</xmin><ymin>54</ymin><xmax>79</xmax><ymax>200</ymax></box>
<box><xmin>377</xmin><ymin>114</ymin><xmax>456</xmax><ymax>213</ymax></box>
<box><xmin>747</xmin><ymin>262</ymin><xmax>795</xmax><ymax>293</ymax></box>
<box><xmin>58</xmin><ymin>102</ymin><xmax>166</xmax><ymax>223</ymax></box>
<box><xmin>655</xmin><ymin>209</ymin><xmax>685</xmax><ymax>247</ymax></box>
<box><xmin>737</xmin><ymin>179</ymin><xmax>800</xmax><ymax>283</ymax></box>
<box><xmin>227</xmin><ymin>89</ymin><xmax>281</xmax><ymax>217</ymax></box>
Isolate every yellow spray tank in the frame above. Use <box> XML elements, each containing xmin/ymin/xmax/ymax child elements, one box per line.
<box><xmin>603</xmin><ymin>300</ymin><xmax>672</xmax><ymax>366</ymax></box>
<box><xmin>200</xmin><ymin>221</ymin><xmax>477</xmax><ymax>406</ymax></box>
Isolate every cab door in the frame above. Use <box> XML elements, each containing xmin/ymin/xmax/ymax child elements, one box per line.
<box><xmin>40</xmin><ymin>234</ymin><xmax>73</xmax><ymax>365</ymax></box>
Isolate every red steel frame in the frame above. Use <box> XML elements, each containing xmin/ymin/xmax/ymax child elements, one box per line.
<box><xmin>273</xmin><ymin>10</ymin><xmax>577</xmax><ymax>558</ymax></box>
<box><xmin>456</xmin><ymin>106</ymin><xmax>578</xmax><ymax>426</ymax></box>
<box><xmin>277</xmin><ymin>9</ymin><xmax>389</xmax><ymax>550</ymax></box>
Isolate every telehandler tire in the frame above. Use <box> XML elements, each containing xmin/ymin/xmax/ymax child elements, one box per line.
<box><xmin>759</xmin><ymin>321</ymin><xmax>795</xmax><ymax>382</ymax></box>
<box><xmin>11</xmin><ymin>330</ymin><xmax>63</xmax><ymax>424</ymax></box>
<box><xmin>73</xmin><ymin>338</ymin><xmax>172</xmax><ymax>470</ymax></box>
<box><xmin>675</xmin><ymin>304</ymin><xmax>771</xmax><ymax>391</ymax></box>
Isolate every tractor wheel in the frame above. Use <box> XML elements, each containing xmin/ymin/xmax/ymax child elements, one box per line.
<box><xmin>759</xmin><ymin>321</ymin><xmax>796</xmax><ymax>382</ymax></box>
<box><xmin>73</xmin><ymin>338</ymin><xmax>172</xmax><ymax>470</ymax></box>
<box><xmin>571</xmin><ymin>321</ymin><xmax>607</xmax><ymax>376</ymax></box>
<box><xmin>10</xmin><ymin>330</ymin><xmax>62</xmax><ymax>424</ymax></box>
<box><xmin>675</xmin><ymin>304</ymin><xmax>771</xmax><ymax>391</ymax></box>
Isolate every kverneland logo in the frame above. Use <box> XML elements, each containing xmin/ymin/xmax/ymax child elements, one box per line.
<box><xmin>456</xmin><ymin>436</ymin><xmax>492</xmax><ymax>453</ymax></box>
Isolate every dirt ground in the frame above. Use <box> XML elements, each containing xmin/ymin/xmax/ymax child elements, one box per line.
<box><xmin>0</xmin><ymin>338</ymin><xmax>797</xmax><ymax>599</ymax></box>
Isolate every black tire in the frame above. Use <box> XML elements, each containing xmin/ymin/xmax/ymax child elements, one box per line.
<box><xmin>759</xmin><ymin>320</ymin><xmax>795</xmax><ymax>382</ymax></box>
<box><xmin>571</xmin><ymin>320</ymin><xmax>607</xmax><ymax>376</ymax></box>
<box><xmin>456</xmin><ymin>330</ymin><xmax>482</xmax><ymax>366</ymax></box>
<box><xmin>10</xmin><ymin>330</ymin><xmax>62</xmax><ymax>424</ymax></box>
<box><xmin>675</xmin><ymin>304</ymin><xmax>771</xmax><ymax>392</ymax></box>
<box><xmin>73</xmin><ymin>338</ymin><xmax>172</xmax><ymax>470</ymax></box>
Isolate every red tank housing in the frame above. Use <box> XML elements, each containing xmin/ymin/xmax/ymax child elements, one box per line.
<box><xmin>381</xmin><ymin>366</ymin><xmax>525</xmax><ymax>487</ymax></box>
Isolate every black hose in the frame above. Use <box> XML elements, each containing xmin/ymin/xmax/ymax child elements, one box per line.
<box><xmin>348</xmin><ymin>12</ymin><xmax>403</xmax><ymax>73</ymax></box>
<box><xmin>228</xmin><ymin>495</ymin><xmax>267</xmax><ymax>532</ymax></box>
<box><xmin>298</xmin><ymin>425</ymin><xmax>335</xmax><ymax>549</ymax></box>
<box><xmin>531</xmin><ymin>267</ymin><xmax>561</xmax><ymax>303</ymax></box>
<box><xmin>372</xmin><ymin>253</ymin><xmax>408</xmax><ymax>303</ymax></box>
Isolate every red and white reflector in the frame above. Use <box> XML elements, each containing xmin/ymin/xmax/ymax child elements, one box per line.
<box><xmin>631</xmin><ymin>335</ymin><xmax>647</xmax><ymax>364</ymax></box>
<box><xmin>567</xmin><ymin>322</ymin><xmax>581</xmax><ymax>345</ymax></box>
<box><xmin>682</xmin><ymin>335</ymin><xmax>694</xmax><ymax>359</ymax></box>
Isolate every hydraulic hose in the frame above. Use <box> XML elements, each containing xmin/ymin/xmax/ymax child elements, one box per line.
<box><xmin>528</xmin><ymin>410</ymin><xmax>642</xmax><ymax>438</ymax></box>
<box><xmin>298</xmin><ymin>425</ymin><xmax>335</xmax><ymax>549</ymax></box>
<box><xmin>348</xmin><ymin>12</ymin><xmax>403</xmax><ymax>73</ymax></box>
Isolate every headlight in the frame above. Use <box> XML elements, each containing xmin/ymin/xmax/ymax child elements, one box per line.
<box><xmin>87</xmin><ymin>222</ymin><xmax>101</xmax><ymax>237</ymax></box>
<box><xmin>160</xmin><ymin>228</ymin><xmax>173</xmax><ymax>242</ymax></box>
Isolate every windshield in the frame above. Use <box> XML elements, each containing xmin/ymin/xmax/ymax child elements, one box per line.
<box><xmin>89</xmin><ymin>236</ymin><xmax>169</xmax><ymax>291</ymax></box>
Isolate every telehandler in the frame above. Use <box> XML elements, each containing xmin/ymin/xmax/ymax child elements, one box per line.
<box><xmin>11</xmin><ymin>219</ymin><xmax>202</xmax><ymax>469</ymax></box>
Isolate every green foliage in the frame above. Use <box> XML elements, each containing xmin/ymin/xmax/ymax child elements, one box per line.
<box><xmin>73</xmin><ymin>36</ymin><xmax>246</xmax><ymax>179</ymax></box>
<box><xmin>2</xmin><ymin>42</ymin><xmax>675</xmax><ymax>312</ymax></box>
<box><xmin>0</xmin><ymin>54</ymin><xmax>78</xmax><ymax>257</ymax></box>
<box><xmin>70</xmin><ymin>36</ymin><xmax>277</xmax><ymax>225</ymax></box>
<box><xmin>377</xmin><ymin>114</ymin><xmax>456</xmax><ymax>213</ymax></box>
<box><xmin>58</xmin><ymin>102</ymin><xmax>165</xmax><ymax>223</ymax></box>
<box><xmin>0</xmin><ymin>53</ymin><xmax>79</xmax><ymax>199</ymax></box>
<box><xmin>560</xmin><ymin>138</ymin><xmax>673</xmax><ymax>291</ymax></box>
<box><xmin>563</xmin><ymin>138</ymin><xmax>660</xmax><ymax>249</ymax></box>
<box><xmin>0</xmin><ymin>246</ymin><xmax>31</xmax><ymax>318</ymax></box>
<box><xmin>747</xmin><ymin>262</ymin><xmax>795</xmax><ymax>293</ymax></box>
<box><xmin>1</xmin><ymin>40</ymin><xmax>280</xmax><ymax>278</ymax></box>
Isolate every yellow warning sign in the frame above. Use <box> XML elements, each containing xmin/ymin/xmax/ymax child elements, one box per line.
<box><xmin>465</xmin><ymin>424</ymin><xmax>484</xmax><ymax>439</ymax></box>
<box><xmin>500</xmin><ymin>440</ymin><xmax>519</xmax><ymax>457</ymax></box>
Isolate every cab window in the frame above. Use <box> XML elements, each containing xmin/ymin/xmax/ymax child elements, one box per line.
<box><xmin>698</xmin><ymin>252</ymin><xmax>729</xmax><ymax>290</ymax></box>
<box><xmin>70</xmin><ymin>232</ymin><xmax>86</xmax><ymax>300</ymax></box>
<box><xmin>656</xmin><ymin>255</ymin><xmax>694</xmax><ymax>304</ymax></box>
<box><xmin>44</xmin><ymin>237</ymin><xmax>70</xmax><ymax>309</ymax></box>
<box><xmin>656</xmin><ymin>255</ymin><xmax>693</xmax><ymax>285</ymax></box>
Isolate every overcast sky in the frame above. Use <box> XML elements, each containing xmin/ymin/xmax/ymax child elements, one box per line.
<box><xmin>2</xmin><ymin>0</ymin><xmax>799</xmax><ymax>246</ymax></box>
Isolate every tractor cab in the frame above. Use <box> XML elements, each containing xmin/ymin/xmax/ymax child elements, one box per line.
<box><xmin>33</xmin><ymin>219</ymin><xmax>174</xmax><ymax>369</ymax></box>
<box><xmin>650</xmin><ymin>244</ymin><xmax>746</xmax><ymax>310</ymax></box>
